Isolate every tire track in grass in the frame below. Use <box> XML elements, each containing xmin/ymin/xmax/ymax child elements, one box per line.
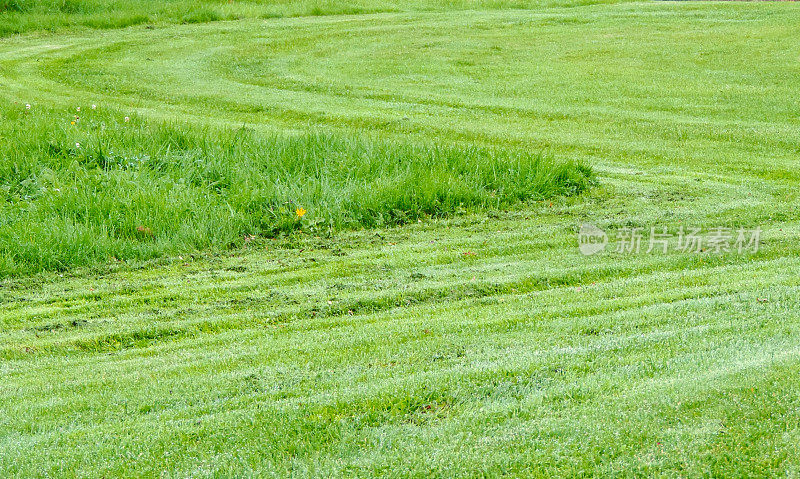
<box><xmin>1</xmin><ymin>249</ymin><xmax>798</xmax><ymax>359</ymax></box>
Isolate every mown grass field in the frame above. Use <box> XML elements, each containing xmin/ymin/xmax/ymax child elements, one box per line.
<box><xmin>2</xmin><ymin>1</ymin><xmax>800</xmax><ymax>476</ymax></box>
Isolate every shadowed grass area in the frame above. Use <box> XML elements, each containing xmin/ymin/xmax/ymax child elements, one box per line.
<box><xmin>0</xmin><ymin>103</ymin><xmax>593</xmax><ymax>276</ymax></box>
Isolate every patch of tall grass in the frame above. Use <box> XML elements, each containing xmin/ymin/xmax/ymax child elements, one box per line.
<box><xmin>0</xmin><ymin>102</ymin><xmax>594</xmax><ymax>276</ymax></box>
<box><xmin>0</xmin><ymin>0</ymin><xmax>624</xmax><ymax>37</ymax></box>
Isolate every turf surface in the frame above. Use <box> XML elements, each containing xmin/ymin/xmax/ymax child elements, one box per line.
<box><xmin>2</xmin><ymin>1</ymin><xmax>800</xmax><ymax>476</ymax></box>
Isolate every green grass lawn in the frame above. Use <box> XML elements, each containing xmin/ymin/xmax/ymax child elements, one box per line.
<box><xmin>2</xmin><ymin>1</ymin><xmax>800</xmax><ymax>476</ymax></box>
<box><xmin>0</xmin><ymin>0</ymin><xmax>621</xmax><ymax>36</ymax></box>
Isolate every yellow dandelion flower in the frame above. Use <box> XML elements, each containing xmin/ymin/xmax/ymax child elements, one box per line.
<box><xmin>295</xmin><ymin>207</ymin><xmax>307</xmax><ymax>218</ymax></box>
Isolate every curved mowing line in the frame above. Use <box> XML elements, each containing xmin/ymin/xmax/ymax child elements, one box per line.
<box><xmin>4</xmin><ymin>9</ymin><xmax>798</xmax><ymax>150</ymax></box>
